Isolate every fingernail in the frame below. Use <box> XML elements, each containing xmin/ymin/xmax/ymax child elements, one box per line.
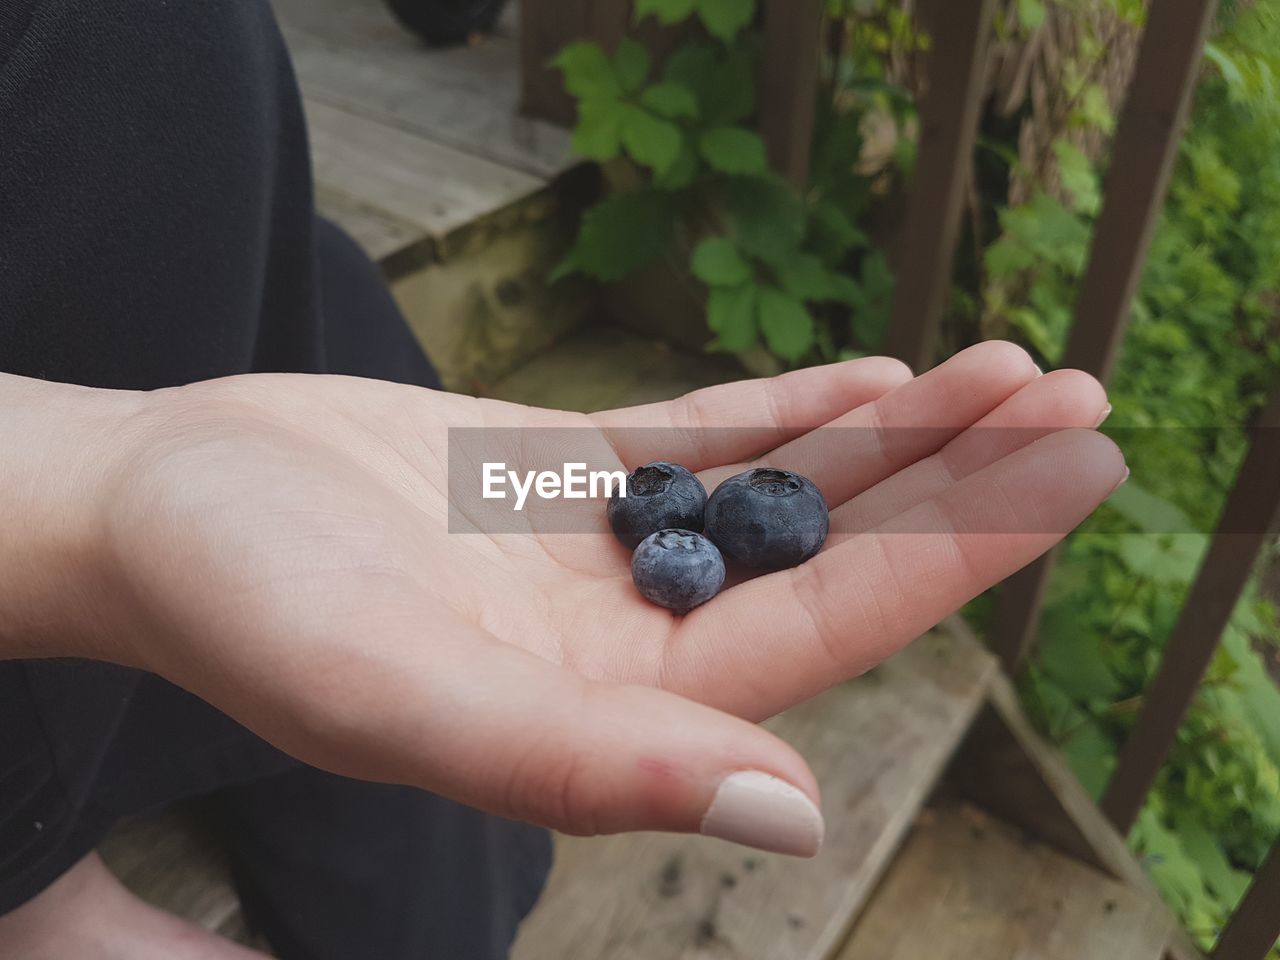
<box><xmin>700</xmin><ymin>771</ymin><xmax>824</xmax><ymax>858</ymax></box>
<box><xmin>1092</xmin><ymin>403</ymin><xmax>1113</xmax><ymax>429</ymax></box>
<box><xmin>1034</xmin><ymin>363</ymin><xmax>1045</xmax><ymax>376</ymax></box>
<box><xmin>1111</xmin><ymin>465</ymin><xmax>1130</xmax><ymax>493</ymax></box>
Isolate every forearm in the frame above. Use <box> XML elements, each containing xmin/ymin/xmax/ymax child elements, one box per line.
<box><xmin>0</xmin><ymin>373</ymin><xmax>141</xmax><ymax>662</ymax></box>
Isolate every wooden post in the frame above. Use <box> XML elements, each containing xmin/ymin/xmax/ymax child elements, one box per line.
<box><xmin>1100</xmin><ymin>385</ymin><xmax>1280</xmax><ymax>833</ymax></box>
<box><xmin>988</xmin><ymin>0</ymin><xmax>1220</xmax><ymax>671</ymax></box>
<box><xmin>883</xmin><ymin>0</ymin><xmax>997</xmax><ymax>373</ymax></box>
<box><xmin>758</xmin><ymin>0</ymin><xmax>824</xmax><ymax>187</ymax></box>
<box><xmin>519</xmin><ymin>0</ymin><xmax>592</xmax><ymax>126</ymax></box>
<box><xmin>1213</xmin><ymin>838</ymin><xmax>1280</xmax><ymax>959</ymax></box>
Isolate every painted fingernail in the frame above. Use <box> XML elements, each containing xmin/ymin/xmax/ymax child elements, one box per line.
<box><xmin>700</xmin><ymin>771</ymin><xmax>824</xmax><ymax>858</ymax></box>
<box><xmin>1092</xmin><ymin>403</ymin><xmax>1113</xmax><ymax>429</ymax></box>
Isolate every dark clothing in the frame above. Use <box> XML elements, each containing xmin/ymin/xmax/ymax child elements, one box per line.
<box><xmin>0</xmin><ymin>1</ymin><xmax>550</xmax><ymax>955</ymax></box>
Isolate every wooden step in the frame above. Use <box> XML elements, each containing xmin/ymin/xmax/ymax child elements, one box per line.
<box><xmin>99</xmin><ymin>808</ymin><xmax>250</xmax><ymax>944</ymax></box>
<box><xmin>836</xmin><ymin>801</ymin><xmax>1174</xmax><ymax>960</ymax></box>
<box><xmin>512</xmin><ymin>624</ymin><xmax>997</xmax><ymax>960</ymax></box>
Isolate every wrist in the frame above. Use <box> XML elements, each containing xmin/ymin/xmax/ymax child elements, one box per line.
<box><xmin>0</xmin><ymin>373</ymin><xmax>146</xmax><ymax>664</ymax></box>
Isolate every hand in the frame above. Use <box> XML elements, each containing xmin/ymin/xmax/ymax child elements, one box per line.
<box><xmin>6</xmin><ymin>342</ymin><xmax>1122</xmax><ymax>856</ymax></box>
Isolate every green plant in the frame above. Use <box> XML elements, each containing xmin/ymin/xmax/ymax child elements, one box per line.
<box><xmin>550</xmin><ymin>0</ymin><xmax>922</xmax><ymax>364</ymax></box>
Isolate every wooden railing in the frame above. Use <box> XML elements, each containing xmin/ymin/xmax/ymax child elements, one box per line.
<box><xmin>517</xmin><ymin>1</ymin><xmax>1280</xmax><ymax>955</ymax></box>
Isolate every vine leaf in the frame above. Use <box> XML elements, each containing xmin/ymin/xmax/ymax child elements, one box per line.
<box><xmin>552</xmin><ymin>42</ymin><xmax>622</xmax><ymax>100</ymax></box>
<box><xmin>614</xmin><ymin>38</ymin><xmax>651</xmax><ymax>94</ymax></box>
<box><xmin>634</xmin><ymin>0</ymin><xmax>698</xmax><ymax>25</ymax></box>
<box><xmin>723</xmin><ymin>173</ymin><xmax>805</xmax><ymax>259</ymax></box>
<box><xmin>653</xmin><ymin>139</ymin><xmax>701</xmax><ymax>188</ymax></box>
<box><xmin>692</xmin><ymin>237</ymin><xmax>753</xmax><ymax>286</ymax></box>
<box><xmin>707</xmin><ymin>283</ymin><xmax>759</xmax><ymax>350</ymax></box>
<box><xmin>772</xmin><ymin>251</ymin><xmax>833</xmax><ymax>301</ymax></box>
<box><xmin>699</xmin><ymin>126</ymin><xmax>767</xmax><ymax>174</ymax></box>
<box><xmin>551</xmin><ymin>189</ymin><xmax>676</xmax><ymax>281</ymax></box>
<box><xmin>640</xmin><ymin>82</ymin><xmax>700</xmax><ymax>119</ymax></box>
<box><xmin>570</xmin><ymin>99</ymin><xmax>625</xmax><ymax>161</ymax></box>
<box><xmin>697</xmin><ymin>0</ymin><xmax>756</xmax><ymax>43</ymax></box>
<box><xmin>756</xmin><ymin>285</ymin><xmax>815</xmax><ymax>361</ymax></box>
<box><xmin>621</xmin><ymin>106</ymin><xmax>683</xmax><ymax>174</ymax></box>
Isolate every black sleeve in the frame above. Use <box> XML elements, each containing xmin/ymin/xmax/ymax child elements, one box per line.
<box><xmin>0</xmin><ymin>0</ymin><xmax>324</xmax><ymax>389</ymax></box>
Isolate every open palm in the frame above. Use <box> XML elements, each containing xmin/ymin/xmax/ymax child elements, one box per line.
<box><xmin>99</xmin><ymin>341</ymin><xmax>1121</xmax><ymax>856</ymax></box>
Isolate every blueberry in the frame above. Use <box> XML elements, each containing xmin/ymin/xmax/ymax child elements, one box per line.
<box><xmin>608</xmin><ymin>461</ymin><xmax>707</xmax><ymax>550</ymax></box>
<box><xmin>631</xmin><ymin>529</ymin><xmax>726</xmax><ymax>612</ymax></box>
<box><xmin>704</xmin><ymin>468</ymin><xmax>829</xmax><ymax>569</ymax></box>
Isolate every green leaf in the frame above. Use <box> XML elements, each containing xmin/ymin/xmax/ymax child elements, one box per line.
<box><xmin>639</xmin><ymin>82</ymin><xmax>699</xmax><ymax>119</ymax></box>
<box><xmin>808</xmin><ymin>201</ymin><xmax>868</xmax><ymax>260</ymax></box>
<box><xmin>663</xmin><ymin>42</ymin><xmax>757</xmax><ymax>125</ymax></box>
<box><xmin>553</xmin><ymin>42</ymin><xmax>622</xmax><ymax>100</ymax></box>
<box><xmin>773</xmin><ymin>251</ymin><xmax>833</xmax><ymax>301</ymax></box>
<box><xmin>570</xmin><ymin>98</ymin><xmax>625</xmax><ymax>160</ymax></box>
<box><xmin>634</xmin><ymin>0</ymin><xmax>698</xmax><ymax>25</ymax></box>
<box><xmin>613</xmin><ymin>39</ymin><xmax>651</xmax><ymax>94</ymax></box>
<box><xmin>697</xmin><ymin>0</ymin><xmax>755</xmax><ymax>42</ymax></box>
<box><xmin>620</xmin><ymin>106</ymin><xmax>683</xmax><ymax>173</ymax></box>
<box><xmin>1105</xmin><ymin>481</ymin><xmax>1197</xmax><ymax>534</ymax></box>
<box><xmin>1063</xmin><ymin>720</ymin><xmax>1116</xmax><ymax>799</ymax></box>
<box><xmin>1053</xmin><ymin>140</ymin><xmax>1101</xmax><ymax>216</ymax></box>
<box><xmin>1037</xmin><ymin>609</ymin><xmax>1122</xmax><ymax>702</ymax></box>
<box><xmin>756</xmin><ymin>285</ymin><xmax>815</xmax><ymax>361</ymax></box>
<box><xmin>653</xmin><ymin>139</ymin><xmax>701</xmax><ymax>189</ymax></box>
<box><xmin>692</xmin><ymin>237</ymin><xmax>753</xmax><ymax>286</ymax></box>
<box><xmin>699</xmin><ymin>126</ymin><xmax>767</xmax><ymax>174</ymax></box>
<box><xmin>1016</xmin><ymin>0</ymin><xmax>1045</xmax><ymax>30</ymax></box>
<box><xmin>723</xmin><ymin>174</ymin><xmax>806</xmax><ymax>259</ymax></box>
<box><xmin>551</xmin><ymin>189</ymin><xmax>676</xmax><ymax>282</ymax></box>
<box><xmin>707</xmin><ymin>283</ymin><xmax>759</xmax><ymax>350</ymax></box>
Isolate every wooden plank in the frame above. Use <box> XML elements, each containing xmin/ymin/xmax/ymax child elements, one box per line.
<box><xmin>987</xmin><ymin>0</ymin><xmax>1219</xmax><ymax>671</ymax></box>
<box><xmin>759</xmin><ymin>0</ymin><xmax>823</xmax><ymax>186</ymax></box>
<box><xmin>520</xmin><ymin>0</ymin><xmax>590</xmax><ymax>126</ymax></box>
<box><xmin>512</xmin><ymin>626</ymin><xmax>997</xmax><ymax>960</ymax></box>
<box><xmin>883</xmin><ymin>0</ymin><xmax>997</xmax><ymax>373</ymax></box>
<box><xmin>99</xmin><ymin>809</ymin><xmax>244</xmax><ymax>940</ymax></box>
<box><xmin>313</xmin><ymin>182</ymin><xmax>431</xmax><ymax>267</ymax></box>
<box><xmin>1065</xmin><ymin>0</ymin><xmax>1219</xmax><ymax>384</ymax></box>
<box><xmin>273</xmin><ymin>0</ymin><xmax>572</xmax><ymax>178</ymax></box>
<box><xmin>1213</xmin><ymin>838</ymin><xmax>1280</xmax><ymax>960</ymax></box>
<box><xmin>303</xmin><ymin>98</ymin><xmax>545</xmax><ymax>245</ymax></box>
<box><xmin>947</xmin><ymin>663</ymin><xmax>1207</xmax><ymax>960</ymax></box>
<box><xmin>837</xmin><ymin>802</ymin><xmax>1173</xmax><ymax>960</ymax></box>
<box><xmin>1101</xmin><ymin>384</ymin><xmax>1280</xmax><ymax>833</ymax></box>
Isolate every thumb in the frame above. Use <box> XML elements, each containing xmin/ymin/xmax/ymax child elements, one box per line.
<box><xmin>252</xmin><ymin>620</ymin><xmax>825</xmax><ymax>858</ymax></box>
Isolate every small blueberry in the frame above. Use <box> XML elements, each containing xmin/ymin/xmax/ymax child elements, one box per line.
<box><xmin>608</xmin><ymin>461</ymin><xmax>707</xmax><ymax>550</ymax></box>
<box><xmin>630</xmin><ymin>529</ymin><xmax>726</xmax><ymax>612</ymax></box>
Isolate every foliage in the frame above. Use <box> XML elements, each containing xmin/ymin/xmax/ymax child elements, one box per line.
<box><xmin>550</xmin><ymin>2</ymin><xmax>1280</xmax><ymax>951</ymax></box>
<box><xmin>552</xmin><ymin>0</ymin><xmax>923</xmax><ymax>364</ymax></box>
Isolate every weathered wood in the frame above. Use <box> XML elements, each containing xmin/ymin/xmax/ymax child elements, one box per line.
<box><xmin>883</xmin><ymin>0</ymin><xmax>997</xmax><ymax>373</ymax></box>
<box><xmin>520</xmin><ymin>0</ymin><xmax>591</xmax><ymax>126</ymax></box>
<box><xmin>759</xmin><ymin>0</ymin><xmax>823</xmax><ymax>186</ymax></box>
<box><xmin>512</xmin><ymin>627</ymin><xmax>996</xmax><ymax>960</ymax></box>
<box><xmin>274</xmin><ymin>0</ymin><xmax>572</xmax><ymax>178</ymax></box>
<box><xmin>1213</xmin><ymin>837</ymin><xmax>1280</xmax><ymax>960</ymax></box>
<box><xmin>837</xmin><ymin>802</ymin><xmax>1174</xmax><ymax>960</ymax></box>
<box><xmin>987</xmin><ymin>0</ymin><xmax>1220</xmax><ymax>671</ymax></box>
<box><xmin>1066</xmin><ymin>0</ymin><xmax>1219</xmax><ymax>384</ymax></box>
<box><xmin>304</xmin><ymin>98</ymin><xmax>545</xmax><ymax>244</ymax></box>
<box><xmin>100</xmin><ymin>810</ymin><xmax>244</xmax><ymax>940</ymax></box>
<box><xmin>946</xmin><ymin>664</ymin><xmax>1207</xmax><ymax>960</ymax></box>
<box><xmin>1102</xmin><ymin>385</ymin><xmax>1280</xmax><ymax>833</ymax></box>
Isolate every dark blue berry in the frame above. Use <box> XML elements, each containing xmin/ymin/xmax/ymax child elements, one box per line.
<box><xmin>704</xmin><ymin>468</ymin><xmax>829</xmax><ymax>569</ymax></box>
<box><xmin>608</xmin><ymin>461</ymin><xmax>707</xmax><ymax>550</ymax></box>
<box><xmin>630</xmin><ymin>529</ymin><xmax>725</xmax><ymax>612</ymax></box>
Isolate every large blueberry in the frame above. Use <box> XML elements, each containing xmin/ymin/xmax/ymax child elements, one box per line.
<box><xmin>631</xmin><ymin>529</ymin><xmax>726</xmax><ymax>612</ymax></box>
<box><xmin>608</xmin><ymin>461</ymin><xmax>707</xmax><ymax>550</ymax></box>
<box><xmin>705</xmin><ymin>468</ymin><xmax>829</xmax><ymax>569</ymax></box>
